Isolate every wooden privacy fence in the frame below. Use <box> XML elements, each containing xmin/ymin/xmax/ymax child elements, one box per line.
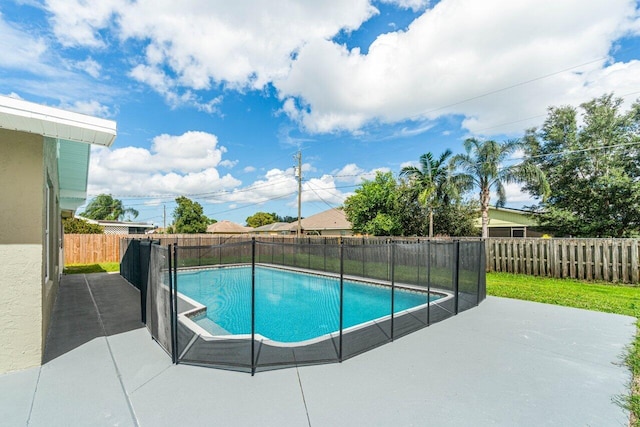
<box><xmin>65</xmin><ymin>234</ymin><xmax>640</xmax><ymax>283</ymax></box>
<box><xmin>487</xmin><ymin>238</ymin><xmax>640</xmax><ymax>283</ymax></box>
<box><xmin>64</xmin><ymin>234</ymin><xmax>122</xmax><ymax>264</ymax></box>
<box><xmin>64</xmin><ymin>234</ymin><xmax>450</xmax><ymax>265</ymax></box>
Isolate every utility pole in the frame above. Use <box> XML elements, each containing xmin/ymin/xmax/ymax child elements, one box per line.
<box><xmin>295</xmin><ymin>151</ymin><xmax>302</xmax><ymax>237</ymax></box>
<box><xmin>163</xmin><ymin>204</ymin><xmax>166</xmax><ymax>232</ymax></box>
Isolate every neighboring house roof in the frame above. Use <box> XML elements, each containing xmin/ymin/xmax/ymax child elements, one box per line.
<box><xmin>294</xmin><ymin>209</ymin><xmax>351</xmax><ymax>232</ymax></box>
<box><xmin>474</xmin><ymin>206</ymin><xmax>537</xmax><ymax>228</ymax></box>
<box><xmin>0</xmin><ymin>95</ymin><xmax>117</xmax><ymax>211</ymax></box>
<box><xmin>207</xmin><ymin>220</ymin><xmax>251</xmax><ymax>234</ymax></box>
<box><xmin>252</xmin><ymin>222</ymin><xmax>292</xmax><ymax>233</ymax></box>
<box><xmin>78</xmin><ymin>217</ymin><xmax>155</xmax><ymax>235</ymax></box>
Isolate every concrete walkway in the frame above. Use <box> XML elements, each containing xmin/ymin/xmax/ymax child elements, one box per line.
<box><xmin>0</xmin><ymin>273</ymin><xmax>635</xmax><ymax>426</ymax></box>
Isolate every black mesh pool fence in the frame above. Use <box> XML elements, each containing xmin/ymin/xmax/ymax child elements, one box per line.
<box><xmin>121</xmin><ymin>237</ymin><xmax>486</xmax><ymax>374</ymax></box>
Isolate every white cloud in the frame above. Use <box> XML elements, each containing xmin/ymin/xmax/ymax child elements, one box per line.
<box><xmin>399</xmin><ymin>160</ymin><xmax>419</xmax><ymax>170</ymax></box>
<box><xmin>303</xmin><ymin>175</ymin><xmax>347</xmax><ymax>204</ymax></box>
<box><xmin>205</xmin><ymin>161</ymin><xmax>380</xmax><ymax>207</ymax></box>
<box><xmin>87</xmin><ymin>131</ymin><xmax>242</xmax><ymax>196</ymax></box>
<box><xmin>332</xmin><ymin>163</ymin><xmax>391</xmax><ymax>184</ymax></box>
<box><xmin>243</xmin><ymin>166</ymin><xmax>257</xmax><ymax>173</ymax></box>
<box><xmin>129</xmin><ymin>63</ymin><xmax>223</xmax><ymax>112</ymax></box>
<box><xmin>278</xmin><ymin>0</ymin><xmax>640</xmax><ymax>134</ymax></box>
<box><xmin>219</xmin><ymin>159</ymin><xmax>238</xmax><ymax>168</ymax></box>
<box><xmin>493</xmin><ymin>182</ymin><xmax>537</xmax><ymax>208</ymax></box>
<box><xmin>74</xmin><ymin>57</ymin><xmax>101</xmax><ymax>78</ymax></box>
<box><xmin>222</xmin><ymin>167</ymin><xmax>298</xmax><ymax>205</ymax></box>
<box><xmin>3</xmin><ymin>92</ymin><xmax>23</xmax><ymax>99</ymax></box>
<box><xmin>143</xmin><ymin>199</ymin><xmax>163</xmax><ymax>207</ymax></box>
<box><xmin>0</xmin><ymin>12</ymin><xmax>48</xmax><ymax>71</ymax></box>
<box><xmin>60</xmin><ymin>99</ymin><xmax>112</xmax><ymax>117</ymax></box>
<box><xmin>332</xmin><ymin>163</ymin><xmax>366</xmax><ymax>183</ymax></box>
<box><xmin>0</xmin><ymin>12</ymin><xmax>122</xmax><ymax>105</ymax></box>
<box><xmin>378</xmin><ymin>0</ymin><xmax>429</xmax><ymax>12</ymax></box>
<box><xmin>41</xmin><ymin>0</ymin><xmax>640</xmax><ymax>136</ymax></box>
<box><xmin>45</xmin><ymin>0</ymin><xmax>376</xmax><ymax>90</ymax></box>
<box><xmin>44</xmin><ymin>0</ymin><xmax>125</xmax><ymax>47</ymax></box>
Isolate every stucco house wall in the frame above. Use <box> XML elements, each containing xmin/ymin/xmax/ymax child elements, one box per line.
<box><xmin>0</xmin><ymin>96</ymin><xmax>116</xmax><ymax>374</ymax></box>
<box><xmin>42</xmin><ymin>137</ymin><xmax>61</xmax><ymax>353</ymax></box>
<box><xmin>0</xmin><ymin>129</ymin><xmax>47</xmax><ymax>372</ymax></box>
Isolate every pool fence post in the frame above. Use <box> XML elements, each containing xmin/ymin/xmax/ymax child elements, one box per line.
<box><xmin>417</xmin><ymin>239</ymin><xmax>421</xmax><ymax>286</ymax></box>
<box><xmin>339</xmin><ymin>237</ymin><xmax>344</xmax><ymax>362</ymax></box>
<box><xmin>251</xmin><ymin>237</ymin><xmax>256</xmax><ymax>376</ymax></box>
<box><xmin>362</xmin><ymin>236</ymin><xmax>365</xmax><ymax>277</ymax></box>
<box><xmin>427</xmin><ymin>240</ymin><xmax>431</xmax><ymax>326</ymax></box>
<box><xmin>323</xmin><ymin>237</ymin><xmax>327</xmax><ymax>272</ymax></box>
<box><xmin>390</xmin><ymin>241</ymin><xmax>395</xmax><ymax>342</ymax></box>
<box><xmin>168</xmin><ymin>244</ymin><xmax>176</xmax><ymax>364</ymax></box>
<box><xmin>453</xmin><ymin>240</ymin><xmax>460</xmax><ymax>315</ymax></box>
<box><xmin>172</xmin><ymin>244</ymin><xmax>180</xmax><ymax>364</ymax></box>
<box><xmin>476</xmin><ymin>240</ymin><xmax>482</xmax><ymax>306</ymax></box>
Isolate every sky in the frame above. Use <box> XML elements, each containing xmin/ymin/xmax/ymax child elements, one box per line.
<box><xmin>2</xmin><ymin>0</ymin><xmax>640</xmax><ymax>227</ymax></box>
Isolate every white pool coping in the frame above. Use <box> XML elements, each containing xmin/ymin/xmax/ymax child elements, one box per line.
<box><xmin>175</xmin><ymin>263</ymin><xmax>456</xmax><ymax>349</ymax></box>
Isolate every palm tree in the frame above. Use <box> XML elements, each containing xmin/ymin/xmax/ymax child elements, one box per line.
<box><xmin>400</xmin><ymin>149</ymin><xmax>456</xmax><ymax>237</ymax></box>
<box><xmin>451</xmin><ymin>138</ymin><xmax>549</xmax><ymax>238</ymax></box>
<box><xmin>80</xmin><ymin>194</ymin><xmax>139</xmax><ymax>221</ymax></box>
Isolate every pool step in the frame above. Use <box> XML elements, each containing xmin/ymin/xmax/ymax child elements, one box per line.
<box><xmin>194</xmin><ymin>317</ymin><xmax>231</xmax><ymax>335</ymax></box>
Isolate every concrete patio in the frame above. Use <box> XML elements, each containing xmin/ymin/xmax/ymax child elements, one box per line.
<box><xmin>0</xmin><ymin>272</ymin><xmax>635</xmax><ymax>426</ymax></box>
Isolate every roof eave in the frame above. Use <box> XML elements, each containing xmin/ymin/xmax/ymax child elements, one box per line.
<box><xmin>0</xmin><ymin>95</ymin><xmax>117</xmax><ymax>147</ymax></box>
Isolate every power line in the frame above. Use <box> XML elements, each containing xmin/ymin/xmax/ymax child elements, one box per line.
<box><xmin>472</xmin><ymin>89</ymin><xmax>640</xmax><ymax>135</ymax></box>
<box><xmin>510</xmin><ymin>140</ymin><xmax>640</xmax><ymax>162</ymax></box>
<box><xmin>204</xmin><ymin>191</ymin><xmax>297</xmax><ymax>217</ymax></box>
<box><xmin>90</xmin><ymin>175</ymin><xmax>294</xmax><ymax>200</ymax></box>
<box><xmin>414</xmin><ymin>55</ymin><xmax>619</xmax><ymax>120</ymax></box>
<box><xmin>306</xmin><ymin>182</ymin><xmax>343</xmax><ymax>210</ymax></box>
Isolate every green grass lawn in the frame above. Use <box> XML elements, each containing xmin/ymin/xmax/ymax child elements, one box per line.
<box><xmin>487</xmin><ymin>272</ymin><xmax>640</xmax><ymax>318</ymax></box>
<box><xmin>487</xmin><ymin>272</ymin><xmax>640</xmax><ymax>426</ymax></box>
<box><xmin>63</xmin><ymin>262</ymin><xmax>120</xmax><ymax>274</ymax></box>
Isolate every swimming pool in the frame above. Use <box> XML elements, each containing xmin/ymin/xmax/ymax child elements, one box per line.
<box><xmin>177</xmin><ymin>265</ymin><xmax>443</xmax><ymax>343</ymax></box>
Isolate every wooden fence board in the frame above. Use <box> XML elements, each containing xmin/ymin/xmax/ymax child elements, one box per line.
<box><xmin>576</xmin><ymin>240</ymin><xmax>584</xmax><ymax>280</ymax></box>
<box><xmin>517</xmin><ymin>241</ymin><xmax>524</xmax><ymax>274</ymax></box>
<box><xmin>586</xmin><ymin>240</ymin><xmax>593</xmax><ymax>280</ymax></box>
<box><xmin>622</xmin><ymin>242</ymin><xmax>628</xmax><ymax>283</ymax></box>
<box><xmin>612</xmin><ymin>241</ymin><xmax>619</xmax><ymax>283</ymax></box>
<box><xmin>568</xmin><ymin>240</ymin><xmax>576</xmax><ymax>279</ymax></box>
<box><xmin>602</xmin><ymin>242</ymin><xmax>610</xmax><ymax>281</ymax></box>
<box><xmin>594</xmin><ymin>241</ymin><xmax>602</xmax><ymax>280</ymax></box>
<box><xmin>632</xmin><ymin>241</ymin><xmax>639</xmax><ymax>283</ymax></box>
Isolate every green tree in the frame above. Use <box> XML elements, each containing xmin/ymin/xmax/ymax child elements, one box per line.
<box><xmin>523</xmin><ymin>94</ymin><xmax>640</xmax><ymax>237</ymax></box>
<box><xmin>400</xmin><ymin>149</ymin><xmax>458</xmax><ymax>237</ymax></box>
<box><xmin>393</xmin><ymin>180</ymin><xmax>429</xmax><ymax>236</ymax></box>
<box><xmin>344</xmin><ymin>171</ymin><xmax>402</xmax><ymax>236</ymax></box>
<box><xmin>273</xmin><ymin>214</ymin><xmax>298</xmax><ymax>223</ymax></box>
<box><xmin>80</xmin><ymin>194</ymin><xmax>139</xmax><ymax>221</ymax></box>
<box><xmin>452</xmin><ymin>138</ymin><xmax>549</xmax><ymax>238</ymax></box>
<box><xmin>246</xmin><ymin>212</ymin><xmax>277</xmax><ymax>227</ymax></box>
<box><xmin>62</xmin><ymin>217</ymin><xmax>104</xmax><ymax>234</ymax></box>
<box><xmin>432</xmin><ymin>199</ymin><xmax>480</xmax><ymax>237</ymax></box>
<box><xmin>172</xmin><ymin>196</ymin><xmax>213</xmax><ymax>233</ymax></box>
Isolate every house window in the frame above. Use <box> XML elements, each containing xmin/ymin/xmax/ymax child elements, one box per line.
<box><xmin>44</xmin><ymin>179</ymin><xmax>55</xmax><ymax>282</ymax></box>
<box><xmin>511</xmin><ymin>228</ymin><xmax>526</xmax><ymax>238</ymax></box>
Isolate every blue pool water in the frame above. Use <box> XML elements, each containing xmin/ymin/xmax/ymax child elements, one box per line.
<box><xmin>177</xmin><ymin>266</ymin><xmax>440</xmax><ymax>343</ymax></box>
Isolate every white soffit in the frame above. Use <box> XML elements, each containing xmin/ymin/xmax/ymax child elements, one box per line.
<box><xmin>0</xmin><ymin>95</ymin><xmax>116</xmax><ymax>147</ymax></box>
<box><xmin>57</xmin><ymin>138</ymin><xmax>91</xmax><ymax>211</ymax></box>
